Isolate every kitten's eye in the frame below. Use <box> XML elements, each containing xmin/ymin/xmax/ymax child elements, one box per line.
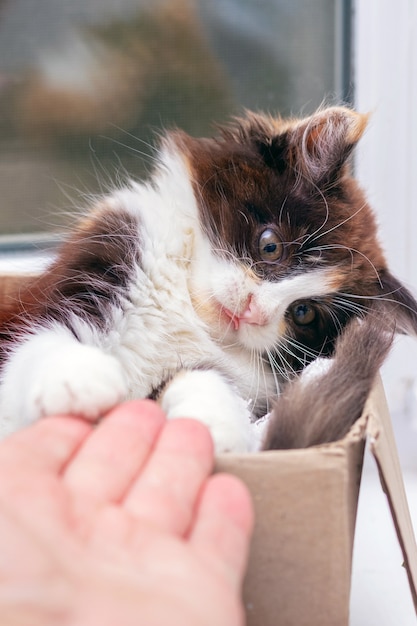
<box><xmin>258</xmin><ymin>229</ymin><xmax>283</xmax><ymax>262</ymax></box>
<box><xmin>291</xmin><ymin>302</ymin><xmax>316</xmax><ymax>325</ymax></box>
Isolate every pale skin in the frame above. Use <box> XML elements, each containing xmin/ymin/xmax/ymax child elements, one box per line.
<box><xmin>0</xmin><ymin>400</ymin><xmax>253</xmax><ymax>626</ymax></box>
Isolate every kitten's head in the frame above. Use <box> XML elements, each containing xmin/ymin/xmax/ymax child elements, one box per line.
<box><xmin>167</xmin><ymin>107</ymin><xmax>417</xmax><ymax>374</ymax></box>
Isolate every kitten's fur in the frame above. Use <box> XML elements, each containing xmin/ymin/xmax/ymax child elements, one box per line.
<box><xmin>0</xmin><ymin>107</ymin><xmax>415</xmax><ymax>451</ymax></box>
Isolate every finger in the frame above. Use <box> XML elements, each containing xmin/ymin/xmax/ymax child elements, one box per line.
<box><xmin>124</xmin><ymin>418</ymin><xmax>214</xmax><ymax>536</ymax></box>
<box><xmin>0</xmin><ymin>417</ymin><xmax>93</xmax><ymax>540</ymax></box>
<box><xmin>64</xmin><ymin>401</ymin><xmax>165</xmax><ymax>518</ymax></box>
<box><xmin>0</xmin><ymin>415</ymin><xmax>92</xmax><ymax>475</ymax></box>
<box><xmin>189</xmin><ymin>473</ymin><xmax>254</xmax><ymax>590</ymax></box>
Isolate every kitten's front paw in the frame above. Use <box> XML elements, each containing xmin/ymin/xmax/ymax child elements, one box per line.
<box><xmin>27</xmin><ymin>345</ymin><xmax>127</xmax><ymax>422</ymax></box>
<box><xmin>160</xmin><ymin>369</ymin><xmax>254</xmax><ymax>453</ymax></box>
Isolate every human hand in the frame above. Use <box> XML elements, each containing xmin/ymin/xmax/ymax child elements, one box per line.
<box><xmin>0</xmin><ymin>400</ymin><xmax>253</xmax><ymax>626</ymax></box>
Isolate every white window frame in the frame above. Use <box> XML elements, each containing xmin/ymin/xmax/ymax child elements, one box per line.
<box><xmin>354</xmin><ymin>0</ymin><xmax>417</xmax><ymax>433</ymax></box>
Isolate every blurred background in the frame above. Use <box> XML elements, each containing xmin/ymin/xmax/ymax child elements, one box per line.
<box><xmin>0</xmin><ymin>0</ymin><xmax>350</xmax><ymax>242</ymax></box>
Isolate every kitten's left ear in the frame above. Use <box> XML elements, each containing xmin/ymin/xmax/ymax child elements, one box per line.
<box><xmin>291</xmin><ymin>107</ymin><xmax>369</xmax><ymax>183</ymax></box>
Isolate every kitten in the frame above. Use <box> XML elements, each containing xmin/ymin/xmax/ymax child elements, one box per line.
<box><xmin>0</xmin><ymin>106</ymin><xmax>415</xmax><ymax>451</ymax></box>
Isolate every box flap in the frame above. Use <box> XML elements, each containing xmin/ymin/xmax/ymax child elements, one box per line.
<box><xmin>366</xmin><ymin>375</ymin><xmax>417</xmax><ymax>612</ymax></box>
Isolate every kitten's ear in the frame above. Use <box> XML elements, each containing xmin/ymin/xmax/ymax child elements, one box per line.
<box><xmin>378</xmin><ymin>270</ymin><xmax>417</xmax><ymax>335</ymax></box>
<box><xmin>291</xmin><ymin>107</ymin><xmax>369</xmax><ymax>184</ymax></box>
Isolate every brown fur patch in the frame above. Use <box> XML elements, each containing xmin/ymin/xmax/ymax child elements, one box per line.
<box><xmin>0</xmin><ymin>205</ymin><xmax>141</xmax><ymax>359</ymax></box>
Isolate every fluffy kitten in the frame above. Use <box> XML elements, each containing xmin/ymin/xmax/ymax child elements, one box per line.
<box><xmin>0</xmin><ymin>106</ymin><xmax>415</xmax><ymax>451</ymax></box>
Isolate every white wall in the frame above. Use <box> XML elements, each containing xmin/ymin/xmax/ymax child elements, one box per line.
<box><xmin>354</xmin><ymin>0</ymin><xmax>417</xmax><ymax>466</ymax></box>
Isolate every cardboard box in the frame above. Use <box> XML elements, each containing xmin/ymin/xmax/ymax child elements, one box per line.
<box><xmin>216</xmin><ymin>377</ymin><xmax>417</xmax><ymax>625</ymax></box>
<box><xmin>0</xmin><ymin>273</ymin><xmax>416</xmax><ymax>623</ymax></box>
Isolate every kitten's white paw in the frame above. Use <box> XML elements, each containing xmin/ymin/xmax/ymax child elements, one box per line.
<box><xmin>27</xmin><ymin>345</ymin><xmax>127</xmax><ymax>421</ymax></box>
<box><xmin>0</xmin><ymin>328</ymin><xmax>128</xmax><ymax>432</ymax></box>
<box><xmin>160</xmin><ymin>369</ymin><xmax>254</xmax><ymax>453</ymax></box>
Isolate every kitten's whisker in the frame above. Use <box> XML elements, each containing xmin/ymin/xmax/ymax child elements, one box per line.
<box><xmin>326</xmin><ymin>306</ymin><xmax>344</xmax><ymax>334</ymax></box>
<box><xmin>210</xmin><ymin>246</ymin><xmax>252</xmax><ymax>266</ymax></box>
<box><xmin>337</xmin><ymin>291</ymin><xmax>417</xmax><ymax>316</ymax></box>
<box><xmin>258</xmin><ymin>353</ymin><xmax>272</xmax><ymax>414</ymax></box>
<box><xmin>265</xmin><ymin>349</ymin><xmax>283</xmax><ymax>395</ymax></box>
<box><xmin>238</xmin><ymin>210</ymin><xmax>250</xmax><ymax>226</ymax></box>
<box><xmin>308</xmin><ymin>243</ymin><xmax>383</xmax><ymax>287</ymax></box>
<box><xmin>297</xmin><ymin>179</ymin><xmax>330</xmax><ymax>245</ymax></box>
<box><xmin>307</xmin><ymin>201</ymin><xmax>368</xmax><ymax>246</ymax></box>
<box><xmin>99</xmin><ymin>128</ymin><xmax>160</xmax><ymax>167</ymax></box>
<box><xmin>98</xmin><ymin>137</ymin><xmax>160</xmax><ymax>166</ymax></box>
<box><xmin>281</xmin><ymin>336</ymin><xmax>322</xmax><ymax>362</ymax></box>
<box><xmin>109</xmin><ymin>125</ymin><xmax>159</xmax><ymax>154</ymax></box>
<box><xmin>331</xmin><ymin>297</ymin><xmax>368</xmax><ymax>316</ymax></box>
<box><xmin>278</xmin><ymin>195</ymin><xmax>289</xmax><ymax>225</ymax></box>
<box><xmin>269</xmin><ymin>343</ymin><xmax>299</xmax><ymax>380</ymax></box>
<box><xmin>248</xmin><ymin>348</ymin><xmax>261</xmax><ymax>412</ymax></box>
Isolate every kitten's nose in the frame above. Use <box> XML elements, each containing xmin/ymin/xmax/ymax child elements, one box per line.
<box><xmin>239</xmin><ymin>294</ymin><xmax>267</xmax><ymax>326</ymax></box>
<box><xmin>222</xmin><ymin>295</ymin><xmax>267</xmax><ymax>330</ymax></box>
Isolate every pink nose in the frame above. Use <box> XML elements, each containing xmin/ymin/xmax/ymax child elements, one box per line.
<box><xmin>223</xmin><ymin>295</ymin><xmax>267</xmax><ymax>330</ymax></box>
<box><xmin>240</xmin><ymin>296</ymin><xmax>267</xmax><ymax>325</ymax></box>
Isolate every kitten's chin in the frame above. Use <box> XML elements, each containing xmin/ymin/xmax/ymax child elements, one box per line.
<box><xmin>237</xmin><ymin>322</ymin><xmax>281</xmax><ymax>352</ymax></box>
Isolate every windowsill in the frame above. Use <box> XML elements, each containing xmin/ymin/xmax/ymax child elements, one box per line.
<box><xmin>0</xmin><ymin>249</ymin><xmax>53</xmax><ymax>274</ymax></box>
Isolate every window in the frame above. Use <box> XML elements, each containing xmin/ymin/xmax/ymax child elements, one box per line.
<box><xmin>0</xmin><ymin>0</ymin><xmax>351</xmax><ymax>246</ymax></box>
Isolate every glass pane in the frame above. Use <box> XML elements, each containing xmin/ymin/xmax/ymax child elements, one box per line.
<box><xmin>0</xmin><ymin>0</ymin><xmax>351</xmax><ymax>242</ymax></box>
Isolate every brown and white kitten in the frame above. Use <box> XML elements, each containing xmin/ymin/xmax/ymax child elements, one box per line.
<box><xmin>0</xmin><ymin>106</ymin><xmax>415</xmax><ymax>451</ymax></box>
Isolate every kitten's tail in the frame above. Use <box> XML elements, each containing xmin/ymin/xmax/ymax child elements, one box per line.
<box><xmin>263</xmin><ymin>312</ymin><xmax>394</xmax><ymax>450</ymax></box>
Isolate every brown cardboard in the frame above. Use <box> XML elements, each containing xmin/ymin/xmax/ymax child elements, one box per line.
<box><xmin>216</xmin><ymin>414</ymin><xmax>367</xmax><ymax>625</ymax></box>
<box><xmin>215</xmin><ymin>377</ymin><xmax>417</xmax><ymax>626</ymax></box>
